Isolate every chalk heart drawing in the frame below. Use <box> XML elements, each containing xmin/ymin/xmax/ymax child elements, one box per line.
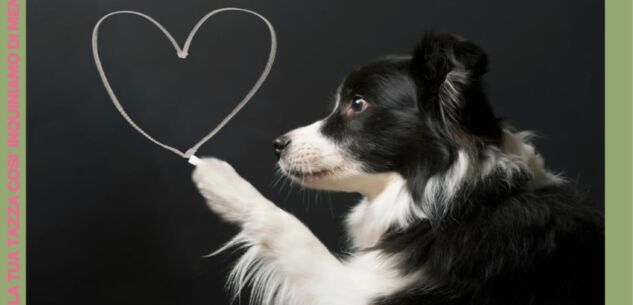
<box><xmin>92</xmin><ymin>8</ymin><xmax>277</xmax><ymax>162</ymax></box>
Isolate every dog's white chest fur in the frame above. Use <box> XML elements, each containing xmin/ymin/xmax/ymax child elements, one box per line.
<box><xmin>193</xmin><ymin>161</ymin><xmax>420</xmax><ymax>305</ymax></box>
<box><xmin>346</xmin><ymin>174</ymin><xmax>422</xmax><ymax>249</ymax></box>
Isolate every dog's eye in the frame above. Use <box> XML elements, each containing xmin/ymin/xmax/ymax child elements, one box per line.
<box><xmin>351</xmin><ymin>96</ymin><xmax>368</xmax><ymax>112</ymax></box>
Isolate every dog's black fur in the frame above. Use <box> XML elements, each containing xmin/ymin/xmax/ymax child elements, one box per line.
<box><xmin>322</xmin><ymin>33</ymin><xmax>604</xmax><ymax>305</ymax></box>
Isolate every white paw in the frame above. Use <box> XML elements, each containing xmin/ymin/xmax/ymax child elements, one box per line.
<box><xmin>192</xmin><ymin>157</ymin><xmax>266</xmax><ymax>224</ymax></box>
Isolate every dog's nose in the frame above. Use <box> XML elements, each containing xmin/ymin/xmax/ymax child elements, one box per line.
<box><xmin>273</xmin><ymin>136</ymin><xmax>291</xmax><ymax>159</ymax></box>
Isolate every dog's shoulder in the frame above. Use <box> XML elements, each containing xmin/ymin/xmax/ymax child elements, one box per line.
<box><xmin>373</xmin><ymin>185</ymin><xmax>603</xmax><ymax>305</ymax></box>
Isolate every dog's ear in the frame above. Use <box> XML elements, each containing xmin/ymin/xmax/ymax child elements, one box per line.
<box><xmin>410</xmin><ymin>33</ymin><xmax>488</xmax><ymax>124</ymax></box>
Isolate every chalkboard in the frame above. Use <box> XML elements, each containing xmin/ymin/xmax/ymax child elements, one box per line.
<box><xmin>27</xmin><ymin>0</ymin><xmax>604</xmax><ymax>304</ymax></box>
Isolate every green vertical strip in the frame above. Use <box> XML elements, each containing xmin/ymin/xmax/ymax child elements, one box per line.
<box><xmin>606</xmin><ymin>0</ymin><xmax>633</xmax><ymax>304</ymax></box>
<box><xmin>0</xmin><ymin>0</ymin><xmax>26</xmax><ymax>304</ymax></box>
<box><xmin>0</xmin><ymin>0</ymin><xmax>7</xmax><ymax>303</ymax></box>
<box><xmin>19</xmin><ymin>0</ymin><xmax>25</xmax><ymax>303</ymax></box>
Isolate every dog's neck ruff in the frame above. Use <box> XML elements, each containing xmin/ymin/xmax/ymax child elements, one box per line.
<box><xmin>346</xmin><ymin>174</ymin><xmax>422</xmax><ymax>249</ymax></box>
<box><xmin>92</xmin><ymin>8</ymin><xmax>277</xmax><ymax>164</ymax></box>
<box><xmin>346</xmin><ymin>129</ymin><xmax>562</xmax><ymax>250</ymax></box>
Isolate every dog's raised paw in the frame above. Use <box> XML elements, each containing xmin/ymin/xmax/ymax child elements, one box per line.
<box><xmin>191</xmin><ymin>157</ymin><xmax>267</xmax><ymax>224</ymax></box>
<box><xmin>192</xmin><ymin>158</ymin><xmax>232</xmax><ymax>197</ymax></box>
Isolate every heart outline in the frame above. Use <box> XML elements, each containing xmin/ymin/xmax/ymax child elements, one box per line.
<box><xmin>92</xmin><ymin>8</ymin><xmax>277</xmax><ymax>159</ymax></box>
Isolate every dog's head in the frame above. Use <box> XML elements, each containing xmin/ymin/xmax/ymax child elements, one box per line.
<box><xmin>275</xmin><ymin>33</ymin><xmax>502</xmax><ymax>197</ymax></box>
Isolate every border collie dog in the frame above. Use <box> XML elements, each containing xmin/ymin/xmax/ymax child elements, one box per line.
<box><xmin>192</xmin><ymin>33</ymin><xmax>604</xmax><ymax>305</ymax></box>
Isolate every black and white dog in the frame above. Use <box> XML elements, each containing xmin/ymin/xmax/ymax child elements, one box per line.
<box><xmin>192</xmin><ymin>33</ymin><xmax>604</xmax><ymax>305</ymax></box>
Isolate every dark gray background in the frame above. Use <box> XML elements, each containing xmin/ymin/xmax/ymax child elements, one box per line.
<box><xmin>27</xmin><ymin>0</ymin><xmax>604</xmax><ymax>304</ymax></box>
